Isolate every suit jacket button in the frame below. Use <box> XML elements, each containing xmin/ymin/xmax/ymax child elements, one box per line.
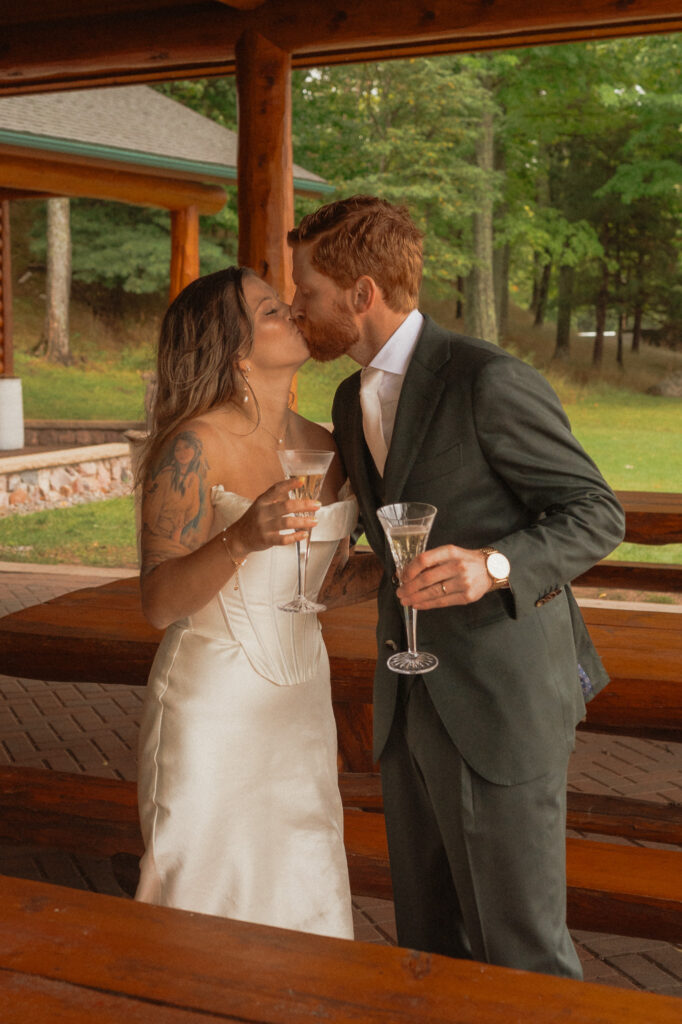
<box><xmin>385</xmin><ymin>640</ymin><xmax>398</xmax><ymax>651</ymax></box>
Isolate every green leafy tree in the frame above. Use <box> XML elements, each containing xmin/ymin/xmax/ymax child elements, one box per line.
<box><xmin>31</xmin><ymin>200</ymin><xmax>236</xmax><ymax>309</ymax></box>
<box><xmin>500</xmin><ymin>36</ymin><xmax>681</xmax><ymax>363</ymax></box>
<box><xmin>291</xmin><ymin>58</ymin><xmax>501</xmax><ymax>309</ymax></box>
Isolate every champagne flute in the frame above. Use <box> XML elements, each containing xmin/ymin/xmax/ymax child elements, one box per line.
<box><xmin>278</xmin><ymin>449</ymin><xmax>334</xmax><ymax>613</ymax></box>
<box><xmin>377</xmin><ymin>502</ymin><xmax>439</xmax><ymax>674</ymax></box>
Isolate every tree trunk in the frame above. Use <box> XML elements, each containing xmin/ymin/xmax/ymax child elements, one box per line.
<box><xmin>534</xmin><ymin>261</ymin><xmax>551</xmax><ymax>327</ymax></box>
<box><xmin>592</xmin><ymin>263</ymin><xmax>609</xmax><ymax>368</ymax></box>
<box><xmin>616</xmin><ymin>310</ymin><xmax>625</xmax><ymax>368</ymax></box>
<box><xmin>553</xmin><ymin>264</ymin><xmax>573</xmax><ymax>361</ymax></box>
<box><xmin>529</xmin><ymin>251</ymin><xmax>541</xmax><ymax>314</ymax></box>
<box><xmin>493</xmin><ymin>241</ymin><xmax>510</xmax><ymax>342</ymax></box>
<box><xmin>466</xmin><ymin>107</ymin><xmax>497</xmax><ymax>344</ymax></box>
<box><xmin>455</xmin><ymin>276</ymin><xmax>464</xmax><ymax>320</ymax></box>
<box><xmin>43</xmin><ymin>197</ymin><xmax>73</xmax><ymax>365</ymax></box>
<box><xmin>631</xmin><ymin>305</ymin><xmax>642</xmax><ymax>353</ymax></box>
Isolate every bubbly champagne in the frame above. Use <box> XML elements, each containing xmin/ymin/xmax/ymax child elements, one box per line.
<box><xmin>288</xmin><ymin>473</ymin><xmax>326</xmax><ymax>502</ymax></box>
<box><xmin>387</xmin><ymin>524</ymin><xmax>430</xmax><ymax>573</ymax></box>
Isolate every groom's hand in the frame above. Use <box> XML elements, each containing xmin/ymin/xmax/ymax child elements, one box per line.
<box><xmin>396</xmin><ymin>544</ymin><xmax>491</xmax><ymax>608</ymax></box>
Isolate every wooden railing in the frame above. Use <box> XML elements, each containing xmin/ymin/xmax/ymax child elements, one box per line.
<box><xmin>575</xmin><ymin>490</ymin><xmax>682</xmax><ymax>592</ymax></box>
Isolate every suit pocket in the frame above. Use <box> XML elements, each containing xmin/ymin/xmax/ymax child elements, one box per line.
<box><xmin>407</xmin><ymin>442</ymin><xmax>463</xmax><ymax>485</ymax></box>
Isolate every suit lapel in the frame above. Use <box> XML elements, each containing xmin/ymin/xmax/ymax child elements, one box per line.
<box><xmin>383</xmin><ymin>316</ymin><xmax>449</xmax><ymax>502</ymax></box>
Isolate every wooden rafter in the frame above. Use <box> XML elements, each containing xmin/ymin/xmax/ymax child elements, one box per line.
<box><xmin>0</xmin><ymin>188</ymin><xmax>54</xmax><ymax>202</ymax></box>
<box><xmin>1</xmin><ymin>1</ymin><xmax>681</xmax><ymax>96</ymax></box>
<box><xmin>215</xmin><ymin>0</ymin><xmax>265</xmax><ymax>8</ymax></box>
<box><xmin>0</xmin><ymin>149</ymin><xmax>225</xmax><ymax>214</ymax></box>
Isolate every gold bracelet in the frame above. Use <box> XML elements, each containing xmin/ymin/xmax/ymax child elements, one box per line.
<box><xmin>221</xmin><ymin>530</ymin><xmax>247</xmax><ymax>591</ymax></box>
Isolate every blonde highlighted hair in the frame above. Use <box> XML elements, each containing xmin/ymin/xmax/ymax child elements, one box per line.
<box><xmin>287</xmin><ymin>195</ymin><xmax>423</xmax><ymax>312</ymax></box>
<box><xmin>137</xmin><ymin>266</ymin><xmax>256</xmax><ymax>487</ymax></box>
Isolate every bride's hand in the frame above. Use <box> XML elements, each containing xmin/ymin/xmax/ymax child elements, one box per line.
<box><xmin>224</xmin><ymin>479</ymin><xmax>320</xmax><ymax>559</ymax></box>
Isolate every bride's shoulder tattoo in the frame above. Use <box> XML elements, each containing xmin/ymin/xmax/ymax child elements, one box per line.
<box><xmin>141</xmin><ymin>429</ymin><xmax>212</xmax><ymax>566</ymax></box>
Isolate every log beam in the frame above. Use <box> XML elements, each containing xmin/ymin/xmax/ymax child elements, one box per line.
<box><xmin>0</xmin><ymin>188</ymin><xmax>55</xmax><ymax>202</ymax></box>
<box><xmin>169</xmin><ymin>206</ymin><xmax>200</xmax><ymax>302</ymax></box>
<box><xmin>216</xmin><ymin>0</ymin><xmax>265</xmax><ymax>8</ymax></box>
<box><xmin>236</xmin><ymin>30</ymin><xmax>294</xmax><ymax>301</ymax></box>
<box><xmin>0</xmin><ymin>200</ymin><xmax>13</xmax><ymax>377</ymax></box>
<box><xmin>2</xmin><ymin>1</ymin><xmax>682</xmax><ymax>96</ymax></box>
<box><xmin>0</xmin><ymin>150</ymin><xmax>225</xmax><ymax>214</ymax></box>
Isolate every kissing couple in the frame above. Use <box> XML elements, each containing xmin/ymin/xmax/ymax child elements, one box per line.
<box><xmin>136</xmin><ymin>194</ymin><xmax>624</xmax><ymax>978</ymax></box>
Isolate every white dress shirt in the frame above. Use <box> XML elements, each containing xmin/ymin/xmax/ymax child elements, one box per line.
<box><xmin>365</xmin><ymin>308</ymin><xmax>424</xmax><ymax>451</ymax></box>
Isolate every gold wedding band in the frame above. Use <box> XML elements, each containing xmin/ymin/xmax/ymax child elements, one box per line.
<box><xmin>441</xmin><ymin>582</ymin><xmax>447</xmax><ymax>595</ymax></box>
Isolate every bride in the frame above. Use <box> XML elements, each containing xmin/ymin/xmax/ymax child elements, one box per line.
<box><xmin>135</xmin><ymin>266</ymin><xmax>380</xmax><ymax>938</ymax></box>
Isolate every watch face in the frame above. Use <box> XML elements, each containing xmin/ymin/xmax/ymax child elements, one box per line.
<box><xmin>487</xmin><ymin>551</ymin><xmax>510</xmax><ymax>580</ymax></box>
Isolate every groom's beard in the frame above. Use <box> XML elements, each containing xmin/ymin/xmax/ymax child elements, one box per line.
<box><xmin>301</xmin><ymin>302</ymin><xmax>360</xmax><ymax>363</ymax></box>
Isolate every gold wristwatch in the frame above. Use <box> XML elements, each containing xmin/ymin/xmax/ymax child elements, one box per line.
<box><xmin>481</xmin><ymin>546</ymin><xmax>510</xmax><ymax>590</ymax></box>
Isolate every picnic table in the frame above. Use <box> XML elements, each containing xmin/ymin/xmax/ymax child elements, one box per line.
<box><xmin>1</xmin><ymin>872</ymin><xmax>680</xmax><ymax>1023</ymax></box>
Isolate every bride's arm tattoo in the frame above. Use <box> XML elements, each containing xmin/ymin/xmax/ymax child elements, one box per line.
<box><xmin>141</xmin><ymin>430</ymin><xmax>212</xmax><ymax>576</ymax></box>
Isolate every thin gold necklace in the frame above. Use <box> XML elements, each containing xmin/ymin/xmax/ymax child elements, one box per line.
<box><xmin>258</xmin><ymin>410</ymin><xmax>290</xmax><ymax>448</ymax></box>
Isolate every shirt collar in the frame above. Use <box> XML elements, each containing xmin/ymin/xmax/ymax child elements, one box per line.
<box><xmin>368</xmin><ymin>309</ymin><xmax>424</xmax><ymax>376</ymax></box>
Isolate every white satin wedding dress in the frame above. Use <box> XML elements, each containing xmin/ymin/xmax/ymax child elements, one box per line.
<box><xmin>136</xmin><ymin>486</ymin><xmax>357</xmax><ymax>939</ymax></box>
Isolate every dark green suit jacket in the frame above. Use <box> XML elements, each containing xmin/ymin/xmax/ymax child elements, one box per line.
<box><xmin>332</xmin><ymin>317</ymin><xmax>625</xmax><ymax>786</ymax></box>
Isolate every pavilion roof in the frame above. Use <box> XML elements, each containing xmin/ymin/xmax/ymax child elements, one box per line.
<box><xmin>0</xmin><ymin>85</ymin><xmax>331</xmax><ymax>196</ymax></box>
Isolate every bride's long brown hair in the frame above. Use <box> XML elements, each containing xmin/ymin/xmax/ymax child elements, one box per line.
<box><xmin>137</xmin><ymin>266</ymin><xmax>256</xmax><ymax>487</ymax></box>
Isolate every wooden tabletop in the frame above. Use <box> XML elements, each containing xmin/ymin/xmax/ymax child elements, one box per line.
<box><xmin>0</xmin><ymin>874</ymin><xmax>680</xmax><ymax>1023</ymax></box>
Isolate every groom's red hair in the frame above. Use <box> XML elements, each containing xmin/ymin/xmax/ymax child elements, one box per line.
<box><xmin>288</xmin><ymin>195</ymin><xmax>423</xmax><ymax>313</ymax></box>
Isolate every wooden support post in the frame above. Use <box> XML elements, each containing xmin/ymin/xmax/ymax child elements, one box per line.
<box><xmin>169</xmin><ymin>205</ymin><xmax>200</xmax><ymax>302</ymax></box>
<box><xmin>0</xmin><ymin>200</ymin><xmax>14</xmax><ymax>377</ymax></box>
<box><xmin>236</xmin><ymin>29</ymin><xmax>294</xmax><ymax>302</ymax></box>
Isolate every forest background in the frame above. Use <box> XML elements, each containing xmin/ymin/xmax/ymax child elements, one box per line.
<box><xmin>3</xmin><ymin>34</ymin><xmax>682</xmax><ymax>569</ymax></box>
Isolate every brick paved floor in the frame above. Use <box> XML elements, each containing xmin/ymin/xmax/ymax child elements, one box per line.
<box><xmin>0</xmin><ymin>562</ymin><xmax>680</xmax><ymax>997</ymax></box>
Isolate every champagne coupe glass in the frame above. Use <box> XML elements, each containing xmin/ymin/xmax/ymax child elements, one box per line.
<box><xmin>377</xmin><ymin>502</ymin><xmax>439</xmax><ymax>674</ymax></box>
<box><xmin>278</xmin><ymin>449</ymin><xmax>335</xmax><ymax>614</ymax></box>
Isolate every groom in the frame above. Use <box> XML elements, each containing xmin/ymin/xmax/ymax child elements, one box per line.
<box><xmin>288</xmin><ymin>196</ymin><xmax>625</xmax><ymax>977</ymax></box>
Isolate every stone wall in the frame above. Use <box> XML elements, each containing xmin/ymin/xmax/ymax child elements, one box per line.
<box><xmin>24</xmin><ymin>420</ymin><xmax>145</xmax><ymax>447</ymax></box>
<box><xmin>0</xmin><ymin>443</ymin><xmax>134</xmax><ymax>515</ymax></box>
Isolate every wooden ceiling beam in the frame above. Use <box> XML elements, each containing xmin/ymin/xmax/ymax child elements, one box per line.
<box><xmin>0</xmin><ymin>149</ymin><xmax>226</xmax><ymax>213</ymax></box>
<box><xmin>215</xmin><ymin>0</ymin><xmax>265</xmax><ymax>8</ymax></box>
<box><xmin>1</xmin><ymin>1</ymin><xmax>681</xmax><ymax>96</ymax></box>
<box><xmin>0</xmin><ymin>188</ymin><xmax>55</xmax><ymax>202</ymax></box>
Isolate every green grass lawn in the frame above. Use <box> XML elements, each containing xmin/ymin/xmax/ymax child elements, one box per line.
<box><xmin>0</xmin><ymin>498</ymin><xmax>138</xmax><ymax>568</ymax></box>
<box><xmin>16</xmin><ymin>351</ymin><xmax>148</xmax><ymax>422</ymax></box>
<box><xmin>566</xmin><ymin>390</ymin><xmax>682</xmax><ymax>493</ymax></box>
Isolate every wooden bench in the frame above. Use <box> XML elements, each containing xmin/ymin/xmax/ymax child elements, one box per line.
<box><xmin>3</xmin><ymin>874</ymin><xmax>680</xmax><ymax>1024</ymax></box>
<box><xmin>1</xmin><ymin>580</ymin><xmax>680</xmax><ymax>742</ymax></box>
<box><xmin>1</xmin><ymin>758</ymin><xmax>681</xmax><ymax>943</ymax></box>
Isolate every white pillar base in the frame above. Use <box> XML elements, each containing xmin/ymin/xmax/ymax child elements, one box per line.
<box><xmin>0</xmin><ymin>377</ymin><xmax>25</xmax><ymax>450</ymax></box>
